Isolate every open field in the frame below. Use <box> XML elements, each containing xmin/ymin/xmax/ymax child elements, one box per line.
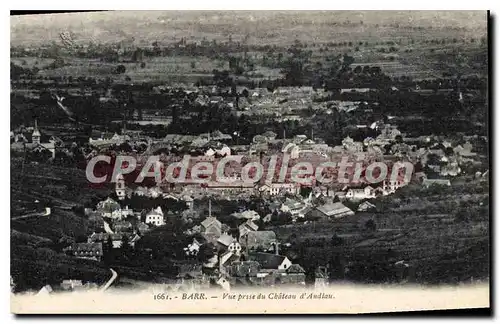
<box><xmin>30</xmin><ymin>56</ymin><xmax>223</xmax><ymax>84</ymax></box>
<box><xmin>11</xmin><ymin>42</ymin><xmax>487</xmax><ymax>85</ymax></box>
<box><xmin>11</xmin><ymin>11</ymin><xmax>487</xmax><ymax>47</ymax></box>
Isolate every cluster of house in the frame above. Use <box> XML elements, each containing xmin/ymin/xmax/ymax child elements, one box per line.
<box><xmin>17</xmin><ymin>102</ymin><xmax>485</xmax><ymax>291</ymax></box>
<box><xmin>182</xmin><ymin>202</ymin><xmax>309</xmax><ymax>289</ymax></box>
<box><xmin>11</xmin><ymin>114</ymin><xmax>484</xmax><ymax>198</ymax></box>
<box><xmin>58</xmin><ymin>156</ymin><xmax>464</xmax><ymax>292</ymax></box>
<box><xmin>10</xmin><ymin>120</ymin><xmax>56</xmax><ymax>159</ymax></box>
<box><xmin>62</xmin><ymin>192</ymin><xmax>194</xmax><ymax>262</ymax></box>
<box><xmin>60</xmin><ymin>190</ymin><xmax>312</xmax><ymax>290</ymax></box>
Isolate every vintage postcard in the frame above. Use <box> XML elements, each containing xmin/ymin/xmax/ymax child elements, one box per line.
<box><xmin>10</xmin><ymin>10</ymin><xmax>490</xmax><ymax>314</ymax></box>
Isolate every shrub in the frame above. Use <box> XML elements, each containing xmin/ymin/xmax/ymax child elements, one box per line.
<box><xmin>116</xmin><ymin>64</ymin><xmax>126</xmax><ymax>74</ymax></box>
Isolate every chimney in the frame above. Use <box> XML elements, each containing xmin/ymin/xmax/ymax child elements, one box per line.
<box><xmin>241</xmin><ymin>232</ymin><xmax>250</xmax><ymax>259</ymax></box>
<box><xmin>208</xmin><ymin>198</ymin><xmax>212</xmax><ymax>218</ymax></box>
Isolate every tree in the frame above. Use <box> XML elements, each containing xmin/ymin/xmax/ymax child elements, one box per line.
<box><xmin>331</xmin><ymin>234</ymin><xmax>344</xmax><ymax>246</ymax></box>
<box><xmin>132</xmin><ymin>48</ymin><xmax>144</xmax><ymax>62</ymax></box>
<box><xmin>140</xmin><ymin>62</ymin><xmax>146</xmax><ymax>68</ymax></box>
<box><xmin>190</xmin><ymin>61</ymin><xmax>196</xmax><ymax>69</ymax></box>
<box><xmin>116</xmin><ymin>65</ymin><xmax>126</xmax><ymax>74</ymax></box>
<box><xmin>103</xmin><ymin>236</ymin><xmax>114</xmax><ymax>264</ymax></box>
<box><xmin>120</xmin><ymin>235</ymin><xmax>133</xmax><ymax>259</ymax></box>
<box><xmin>342</xmin><ymin>54</ymin><xmax>354</xmax><ymax>70</ymax></box>
<box><xmin>197</xmin><ymin>242</ymin><xmax>216</xmax><ymax>263</ymax></box>
<box><xmin>106</xmin><ymin>236</ymin><xmax>114</xmax><ymax>252</ymax></box>
<box><xmin>365</xmin><ymin>219</ymin><xmax>376</xmax><ymax>232</ymax></box>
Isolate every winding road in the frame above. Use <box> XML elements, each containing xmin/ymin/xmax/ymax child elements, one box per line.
<box><xmin>100</xmin><ymin>268</ymin><xmax>118</xmax><ymax>292</ymax></box>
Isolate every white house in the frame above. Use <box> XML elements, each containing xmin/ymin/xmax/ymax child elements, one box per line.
<box><xmin>346</xmin><ymin>186</ymin><xmax>375</xmax><ymax>200</ymax></box>
<box><xmin>382</xmin><ymin>179</ymin><xmax>407</xmax><ymax>195</ymax></box>
<box><xmin>96</xmin><ymin>197</ymin><xmax>122</xmax><ymax>219</ymax></box>
<box><xmin>115</xmin><ymin>174</ymin><xmax>126</xmax><ymax>200</ymax></box>
<box><xmin>259</xmin><ymin>183</ymin><xmax>300</xmax><ymax>196</ymax></box>
<box><xmin>250</xmin><ymin>252</ymin><xmax>293</xmax><ymax>270</ymax></box>
<box><xmin>227</xmin><ymin>240</ymin><xmax>242</xmax><ymax>256</ymax></box>
<box><xmin>357</xmin><ymin>201</ymin><xmax>376</xmax><ymax>212</ymax></box>
<box><xmin>121</xmin><ymin>206</ymin><xmax>134</xmax><ymax>218</ymax></box>
<box><xmin>205</xmin><ymin>148</ymin><xmax>216</xmax><ymax>157</ymax></box>
<box><xmin>145</xmin><ymin>209</ymin><xmax>165</xmax><ymax>226</ymax></box>
<box><xmin>216</xmin><ymin>276</ymin><xmax>231</xmax><ymax>291</ymax></box>
<box><xmin>184</xmin><ymin>238</ymin><xmax>202</xmax><ymax>256</ymax></box>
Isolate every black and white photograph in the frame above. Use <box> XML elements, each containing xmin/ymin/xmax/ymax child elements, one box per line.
<box><xmin>9</xmin><ymin>10</ymin><xmax>490</xmax><ymax>314</ymax></box>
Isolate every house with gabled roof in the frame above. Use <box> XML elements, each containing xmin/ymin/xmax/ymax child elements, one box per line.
<box><xmin>88</xmin><ymin>232</ymin><xmax>141</xmax><ymax>248</ymax></box>
<box><xmin>63</xmin><ymin>243</ymin><xmax>103</xmax><ymax>261</ymax></box>
<box><xmin>259</xmin><ymin>182</ymin><xmax>300</xmax><ymax>196</ymax></box>
<box><xmin>357</xmin><ymin>201</ymin><xmax>376</xmax><ymax>212</ymax></box>
<box><xmin>201</xmin><ymin>216</ymin><xmax>222</xmax><ymax>236</ymax></box>
<box><xmin>145</xmin><ymin>208</ymin><xmax>165</xmax><ymax>227</ymax></box>
<box><xmin>96</xmin><ymin>197</ymin><xmax>122</xmax><ymax>219</ymax></box>
<box><xmin>238</xmin><ymin>219</ymin><xmax>259</xmax><ymax>240</ymax></box>
<box><xmin>308</xmin><ymin>202</ymin><xmax>354</xmax><ymax>221</ymax></box>
<box><xmin>314</xmin><ymin>266</ymin><xmax>329</xmax><ymax>288</ymax></box>
<box><xmin>219</xmin><ymin>250</ymin><xmax>241</xmax><ymax>275</ymax></box>
<box><xmin>184</xmin><ymin>238</ymin><xmax>202</xmax><ymax>256</ymax></box>
<box><xmin>280</xmin><ymin>198</ymin><xmax>305</xmax><ymax>213</ymax></box>
<box><xmin>422</xmin><ymin>178</ymin><xmax>451</xmax><ymax>188</ymax></box>
<box><xmin>249</xmin><ymin>252</ymin><xmax>292</xmax><ymax>270</ymax></box>
<box><xmin>346</xmin><ymin>186</ymin><xmax>375</xmax><ymax>201</ymax></box>
<box><xmin>217</xmin><ymin>233</ymin><xmax>235</xmax><ymax>250</ymax></box>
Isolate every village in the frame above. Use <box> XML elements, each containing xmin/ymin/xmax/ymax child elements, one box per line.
<box><xmin>10</xmin><ymin>11</ymin><xmax>489</xmax><ymax>295</ymax></box>
<box><xmin>9</xmin><ymin>107</ymin><xmax>489</xmax><ymax>294</ymax></box>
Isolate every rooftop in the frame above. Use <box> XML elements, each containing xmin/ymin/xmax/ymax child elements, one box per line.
<box><xmin>249</xmin><ymin>252</ymin><xmax>287</xmax><ymax>269</ymax></box>
<box><xmin>316</xmin><ymin>202</ymin><xmax>354</xmax><ymax>217</ymax></box>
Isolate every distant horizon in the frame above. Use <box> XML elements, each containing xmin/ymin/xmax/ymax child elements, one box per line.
<box><xmin>11</xmin><ymin>10</ymin><xmax>488</xmax><ymax>47</ymax></box>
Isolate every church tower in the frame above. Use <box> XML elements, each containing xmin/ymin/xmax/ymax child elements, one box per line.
<box><xmin>32</xmin><ymin>120</ymin><xmax>41</xmax><ymax>145</ymax></box>
<box><xmin>115</xmin><ymin>173</ymin><xmax>126</xmax><ymax>200</ymax></box>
